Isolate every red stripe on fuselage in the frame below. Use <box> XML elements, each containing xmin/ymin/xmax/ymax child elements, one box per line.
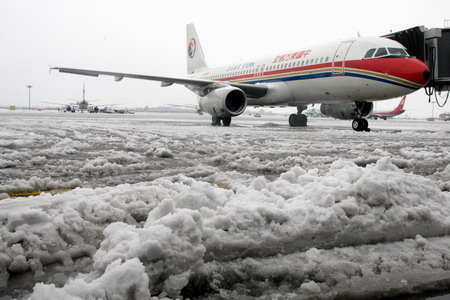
<box><xmin>215</xmin><ymin>62</ymin><xmax>333</xmax><ymax>82</ymax></box>
<box><xmin>346</xmin><ymin>58</ymin><xmax>428</xmax><ymax>85</ymax></box>
<box><xmin>212</xmin><ymin>58</ymin><xmax>428</xmax><ymax>86</ymax></box>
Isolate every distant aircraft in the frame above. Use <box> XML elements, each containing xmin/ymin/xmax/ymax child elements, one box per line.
<box><xmin>439</xmin><ymin>112</ymin><xmax>450</xmax><ymax>121</ymax></box>
<box><xmin>43</xmin><ymin>83</ymin><xmax>95</xmax><ymax>113</ymax></box>
<box><xmin>303</xmin><ymin>106</ymin><xmax>323</xmax><ymax>118</ymax></box>
<box><xmin>52</xmin><ymin>24</ymin><xmax>430</xmax><ymax>131</ymax></box>
<box><xmin>44</xmin><ymin>84</ymin><xmax>121</xmax><ymax>113</ymax></box>
<box><xmin>368</xmin><ymin>96</ymin><xmax>407</xmax><ymax>120</ymax></box>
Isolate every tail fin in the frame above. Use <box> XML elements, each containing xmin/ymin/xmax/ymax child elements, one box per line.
<box><xmin>186</xmin><ymin>23</ymin><xmax>208</xmax><ymax>74</ymax></box>
<box><xmin>396</xmin><ymin>96</ymin><xmax>406</xmax><ymax>110</ymax></box>
<box><xmin>82</xmin><ymin>83</ymin><xmax>85</xmax><ymax>101</ymax></box>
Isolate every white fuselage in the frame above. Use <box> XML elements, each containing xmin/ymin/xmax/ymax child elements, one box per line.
<box><xmin>190</xmin><ymin>37</ymin><xmax>429</xmax><ymax>107</ymax></box>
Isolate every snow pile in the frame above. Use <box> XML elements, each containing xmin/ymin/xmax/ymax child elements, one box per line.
<box><xmin>202</xmin><ymin>158</ymin><xmax>450</xmax><ymax>261</ymax></box>
<box><xmin>1</xmin><ymin>113</ymin><xmax>450</xmax><ymax>298</ymax></box>
<box><xmin>93</xmin><ymin>202</ymin><xmax>205</xmax><ymax>297</ymax></box>
<box><xmin>191</xmin><ymin>235</ymin><xmax>450</xmax><ymax>298</ymax></box>
<box><xmin>430</xmin><ymin>164</ymin><xmax>450</xmax><ymax>191</ymax></box>
<box><xmin>29</xmin><ymin>258</ymin><xmax>151</xmax><ymax>300</ymax></box>
<box><xmin>0</xmin><ymin>177</ymin><xmax>82</xmax><ymax>194</ymax></box>
<box><xmin>1</xmin><ymin>157</ymin><xmax>450</xmax><ymax>298</ymax></box>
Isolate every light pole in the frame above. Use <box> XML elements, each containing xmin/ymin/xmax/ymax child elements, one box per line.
<box><xmin>26</xmin><ymin>85</ymin><xmax>32</xmax><ymax>110</ymax></box>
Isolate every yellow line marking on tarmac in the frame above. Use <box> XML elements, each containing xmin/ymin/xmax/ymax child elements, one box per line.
<box><xmin>7</xmin><ymin>189</ymin><xmax>73</xmax><ymax>198</ymax></box>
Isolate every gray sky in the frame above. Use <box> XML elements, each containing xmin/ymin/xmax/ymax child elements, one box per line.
<box><xmin>1</xmin><ymin>0</ymin><xmax>449</xmax><ymax>117</ymax></box>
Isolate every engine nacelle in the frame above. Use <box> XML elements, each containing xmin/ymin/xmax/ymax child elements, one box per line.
<box><xmin>320</xmin><ymin>102</ymin><xmax>373</xmax><ymax>120</ymax></box>
<box><xmin>199</xmin><ymin>87</ymin><xmax>247</xmax><ymax>117</ymax></box>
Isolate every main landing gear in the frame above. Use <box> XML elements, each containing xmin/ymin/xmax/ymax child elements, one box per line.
<box><xmin>352</xmin><ymin>118</ymin><xmax>370</xmax><ymax>132</ymax></box>
<box><xmin>289</xmin><ymin>105</ymin><xmax>308</xmax><ymax>127</ymax></box>
<box><xmin>211</xmin><ymin>116</ymin><xmax>232</xmax><ymax>126</ymax></box>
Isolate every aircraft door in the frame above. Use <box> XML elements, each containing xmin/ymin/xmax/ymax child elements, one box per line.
<box><xmin>259</xmin><ymin>64</ymin><xmax>265</xmax><ymax>78</ymax></box>
<box><xmin>255</xmin><ymin>64</ymin><xmax>265</xmax><ymax>79</ymax></box>
<box><xmin>332</xmin><ymin>41</ymin><xmax>353</xmax><ymax>75</ymax></box>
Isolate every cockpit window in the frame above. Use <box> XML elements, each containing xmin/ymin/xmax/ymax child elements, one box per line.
<box><xmin>364</xmin><ymin>48</ymin><xmax>376</xmax><ymax>58</ymax></box>
<box><xmin>387</xmin><ymin>48</ymin><xmax>409</xmax><ymax>57</ymax></box>
<box><xmin>375</xmin><ymin>48</ymin><xmax>388</xmax><ymax>57</ymax></box>
<box><xmin>365</xmin><ymin>47</ymin><xmax>411</xmax><ymax>59</ymax></box>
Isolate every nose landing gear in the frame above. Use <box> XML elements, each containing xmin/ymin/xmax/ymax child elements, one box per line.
<box><xmin>351</xmin><ymin>101</ymin><xmax>371</xmax><ymax>132</ymax></box>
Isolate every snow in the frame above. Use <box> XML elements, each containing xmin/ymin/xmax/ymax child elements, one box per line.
<box><xmin>0</xmin><ymin>110</ymin><xmax>450</xmax><ymax>299</ymax></box>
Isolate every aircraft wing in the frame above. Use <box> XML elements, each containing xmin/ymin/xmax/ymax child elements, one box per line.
<box><xmin>51</xmin><ymin>67</ymin><xmax>268</xmax><ymax>98</ymax></box>
<box><xmin>168</xmin><ymin>104</ymin><xmax>198</xmax><ymax>108</ymax></box>
<box><xmin>41</xmin><ymin>101</ymin><xmax>76</xmax><ymax>106</ymax></box>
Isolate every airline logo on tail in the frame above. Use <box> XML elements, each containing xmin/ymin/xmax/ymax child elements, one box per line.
<box><xmin>369</xmin><ymin>96</ymin><xmax>407</xmax><ymax>119</ymax></box>
<box><xmin>397</xmin><ymin>96</ymin><xmax>406</xmax><ymax>110</ymax></box>
<box><xmin>188</xmin><ymin>38</ymin><xmax>196</xmax><ymax>58</ymax></box>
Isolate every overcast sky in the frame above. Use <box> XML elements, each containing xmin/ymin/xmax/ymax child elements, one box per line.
<box><xmin>1</xmin><ymin>0</ymin><xmax>449</xmax><ymax>117</ymax></box>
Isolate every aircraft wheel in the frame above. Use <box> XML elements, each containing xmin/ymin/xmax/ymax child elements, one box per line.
<box><xmin>289</xmin><ymin>114</ymin><xmax>300</xmax><ymax>126</ymax></box>
<box><xmin>362</xmin><ymin>119</ymin><xmax>369</xmax><ymax>130</ymax></box>
<box><xmin>352</xmin><ymin>119</ymin><xmax>364</xmax><ymax>131</ymax></box>
<box><xmin>289</xmin><ymin>114</ymin><xmax>307</xmax><ymax>127</ymax></box>
<box><xmin>222</xmin><ymin>117</ymin><xmax>231</xmax><ymax>127</ymax></box>
<box><xmin>352</xmin><ymin>118</ymin><xmax>369</xmax><ymax>132</ymax></box>
<box><xmin>212</xmin><ymin>116</ymin><xmax>222</xmax><ymax>126</ymax></box>
<box><xmin>298</xmin><ymin>114</ymin><xmax>307</xmax><ymax>126</ymax></box>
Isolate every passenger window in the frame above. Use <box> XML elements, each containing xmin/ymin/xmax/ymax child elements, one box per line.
<box><xmin>375</xmin><ymin>48</ymin><xmax>388</xmax><ymax>57</ymax></box>
<box><xmin>325</xmin><ymin>57</ymin><xmax>329</xmax><ymax>62</ymax></box>
<box><xmin>320</xmin><ymin>57</ymin><xmax>323</xmax><ymax>63</ymax></box>
<box><xmin>364</xmin><ymin>48</ymin><xmax>376</xmax><ymax>58</ymax></box>
<box><xmin>315</xmin><ymin>58</ymin><xmax>318</xmax><ymax>64</ymax></box>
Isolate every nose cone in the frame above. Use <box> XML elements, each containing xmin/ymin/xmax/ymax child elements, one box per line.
<box><xmin>408</xmin><ymin>59</ymin><xmax>431</xmax><ymax>87</ymax></box>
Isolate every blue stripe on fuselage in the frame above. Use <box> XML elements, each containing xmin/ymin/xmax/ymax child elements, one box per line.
<box><xmin>235</xmin><ymin>71</ymin><xmax>416</xmax><ymax>90</ymax></box>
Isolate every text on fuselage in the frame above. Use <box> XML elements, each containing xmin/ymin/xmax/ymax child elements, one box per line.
<box><xmin>272</xmin><ymin>50</ymin><xmax>312</xmax><ymax>63</ymax></box>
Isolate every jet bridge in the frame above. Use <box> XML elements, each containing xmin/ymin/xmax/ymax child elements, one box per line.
<box><xmin>383</xmin><ymin>26</ymin><xmax>450</xmax><ymax>106</ymax></box>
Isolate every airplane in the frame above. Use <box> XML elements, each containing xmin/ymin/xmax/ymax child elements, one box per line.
<box><xmin>43</xmin><ymin>83</ymin><xmax>95</xmax><ymax>113</ymax></box>
<box><xmin>368</xmin><ymin>96</ymin><xmax>407</xmax><ymax>120</ymax></box>
<box><xmin>303</xmin><ymin>106</ymin><xmax>323</xmax><ymax>118</ymax></box>
<box><xmin>439</xmin><ymin>112</ymin><xmax>450</xmax><ymax>121</ymax></box>
<box><xmin>44</xmin><ymin>84</ymin><xmax>121</xmax><ymax>113</ymax></box>
<box><xmin>51</xmin><ymin>24</ymin><xmax>430</xmax><ymax>131</ymax></box>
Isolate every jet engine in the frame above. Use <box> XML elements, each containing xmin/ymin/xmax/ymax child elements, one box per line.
<box><xmin>199</xmin><ymin>86</ymin><xmax>247</xmax><ymax>117</ymax></box>
<box><xmin>320</xmin><ymin>102</ymin><xmax>373</xmax><ymax>120</ymax></box>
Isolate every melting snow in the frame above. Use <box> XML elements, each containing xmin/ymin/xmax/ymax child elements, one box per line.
<box><xmin>0</xmin><ymin>111</ymin><xmax>450</xmax><ymax>299</ymax></box>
